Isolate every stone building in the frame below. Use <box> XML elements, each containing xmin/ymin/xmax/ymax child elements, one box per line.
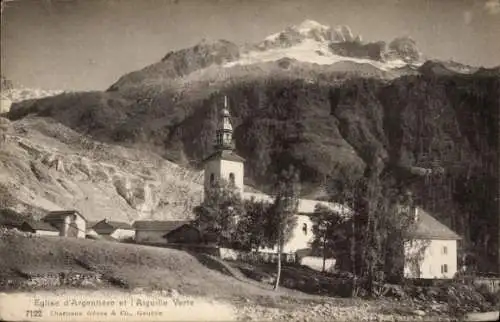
<box><xmin>43</xmin><ymin>210</ymin><xmax>87</xmax><ymax>238</ymax></box>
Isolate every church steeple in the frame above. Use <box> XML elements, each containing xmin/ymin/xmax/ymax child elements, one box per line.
<box><xmin>214</xmin><ymin>96</ymin><xmax>234</xmax><ymax>151</ymax></box>
<box><xmin>203</xmin><ymin>94</ymin><xmax>245</xmax><ymax>199</ymax></box>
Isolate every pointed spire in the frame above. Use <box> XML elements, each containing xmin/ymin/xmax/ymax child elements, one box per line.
<box><xmin>214</xmin><ymin>94</ymin><xmax>234</xmax><ymax>151</ymax></box>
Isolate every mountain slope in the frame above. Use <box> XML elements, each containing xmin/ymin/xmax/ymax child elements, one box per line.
<box><xmin>3</xmin><ymin>20</ymin><xmax>500</xmax><ymax>270</ymax></box>
<box><xmin>0</xmin><ymin>116</ymin><xmax>204</xmax><ymax>222</ymax></box>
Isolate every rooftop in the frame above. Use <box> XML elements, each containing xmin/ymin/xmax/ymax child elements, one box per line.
<box><xmin>409</xmin><ymin>208</ymin><xmax>461</xmax><ymax>240</ymax></box>
<box><xmin>22</xmin><ymin>220</ymin><xmax>58</xmax><ymax>232</ymax></box>
<box><xmin>243</xmin><ymin>192</ymin><xmax>353</xmax><ymax>218</ymax></box>
<box><xmin>93</xmin><ymin>219</ymin><xmax>133</xmax><ymax>230</ymax></box>
<box><xmin>203</xmin><ymin>150</ymin><xmax>245</xmax><ymax>163</ymax></box>
<box><xmin>43</xmin><ymin>210</ymin><xmax>87</xmax><ymax>222</ymax></box>
<box><xmin>133</xmin><ymin>220</ymin><xmax>193</xmax><ymax>232</ymax></box>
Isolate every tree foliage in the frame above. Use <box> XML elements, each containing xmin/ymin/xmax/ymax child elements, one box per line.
<box><xmin>236</xmin><ymin>197</ymin><xmax>272</xmax><ymax>251</ymax></box>
<box><xmin>193</xmin><ymin>178</ymin><xmax>244</xmax><ymax>247</ymax></box>
<box><xmin>310</xmin><ymin>203</ymin><xmax>347</xmax><ymax>272</ymax></box>
<box><xmin>267</xmin><ymin>165</ymin><xmax>300</xmax><ymax>290</ymax></box>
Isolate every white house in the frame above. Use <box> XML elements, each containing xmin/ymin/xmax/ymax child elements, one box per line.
<box><xmin>91</xmin><ymin>219</ymin><xmax>135</xmax><ymax>241</ymax></box>
<box><xmin>202</xmin><ymin>97</ymin><xmax>352</xmax><ymax>254</ymax></box>
<box><xmin>404</xmin><ymin>207</ymin><xmax>461</xmax><ymax>279</ymax></box>
<box><xmin>42</xmin><ymin>210</ymin><xmax>87</xmax><ymax>238</ymax></box>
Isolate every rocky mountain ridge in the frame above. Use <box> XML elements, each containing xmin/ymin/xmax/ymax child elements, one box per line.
<box><xmin>1</xmin><ymin>76</ymin><xmax>65</xmax><ymax>114</ymax></box>
<box><xmin>2</xmin><ymin>20</ymin><xmax>499</xmax><ymax>270</ymax></box>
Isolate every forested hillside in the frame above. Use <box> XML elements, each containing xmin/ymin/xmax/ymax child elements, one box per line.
<box><xmin>8</xmin><ymin>69</ymin><xmax>499</xmax><ymax>270</ymax></box>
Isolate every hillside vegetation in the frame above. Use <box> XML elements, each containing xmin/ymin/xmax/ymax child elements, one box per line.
<box><xmin>0</xmin><ymin>116</ymin><xmax>204</xmax><ymax>221</ymax></box>
<box><xmin>5</xmin><ymin>35</ymin><xmax>500</xmax><ymax>270</ymax></box>
<box><xmin>0</xmin><ymin>234</ymin><xmax>458</xmax><ymax>321</ymax></box>
<box><xmin>0</xmin><ymin>234</ymin><xmax>285</xmax><ymax>301</ymax></box>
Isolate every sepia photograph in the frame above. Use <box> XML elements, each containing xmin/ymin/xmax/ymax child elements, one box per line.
<box><xmin>0</xmin><ymin>0</ymin><xmax>499</xmax><ymax>321</ymax></box>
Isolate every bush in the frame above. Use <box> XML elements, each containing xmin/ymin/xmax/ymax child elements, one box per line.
<box><xmin>475</xmin><ymin>283</ymin><xmax>500</xmax><ymax>308</ymax></box>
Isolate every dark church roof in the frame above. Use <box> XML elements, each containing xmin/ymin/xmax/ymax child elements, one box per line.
<box><xmin>203</xmin><ymin>150</ymin><xmax>245</xmax><ymax>163</ymax></box>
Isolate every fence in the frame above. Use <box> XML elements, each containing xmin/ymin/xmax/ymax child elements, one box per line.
<box><xmin>218</xmin><ymin>248</ymin><xmax>297</xmax><ymax>264</ymax></box>
<box><xmin>137</xmin><ymin>241</ymin><xmax>298</xmax><ymax>264</ymax></box>
<box><xmin>471</xmin><ymin>277</ymin><xmax>500</xmax><ymax>293</ymax></box>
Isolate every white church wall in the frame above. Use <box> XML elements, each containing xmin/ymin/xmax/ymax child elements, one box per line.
<box><xmin>220</xmin><ymin>159</ymin><xmax>244</xmax><ymax>195</ymax></box>
<box><xmin>300</xmin><ymin>256</ymin><xmax>336</xmax><ymax>272</ymax></box>
<box><xmin>203</xmin><ymin>160</ymin><xmax>221</xmax><ymax>189</ymax></box>
<box><xmin>258</xmin><ymin>214</ymin><xmax>314</xmax><ymax>253</ymax></box>
<box><xmin>204</xmin><ymin>159</ymin><xmax>244</xmax><ymax>196</ymax></box>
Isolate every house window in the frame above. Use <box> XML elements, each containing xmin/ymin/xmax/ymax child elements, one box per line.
<box><xmin>302</xmin><ymin>223</ymin><xmax>308</xmax><ymax>235</ymax></box>
<box><xmin>442</xmin><ymin>246</ymin><xmax>448</xmax><ymax>255</ymax></box>
<box><xmin>441</xmin><ymin>264</ymin><xmax>448</xmax><ymax>274</ymax></box>
<box><xmin>229</xmin><ymin>173</ymin><xmax>235</xmax><ymax>185</ymax></box>
<box><xmin>210</xmin><ymin>173</ymin><xmax>215</xmax><ymax>186</ymax></box>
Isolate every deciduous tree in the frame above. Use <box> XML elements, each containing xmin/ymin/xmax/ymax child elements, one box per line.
<box><xmin>194</xmin><ymin>178</ymin><xmax>243</xmax><ymax>247</ymax></box>
<box><xmin>237</xmin><ymin>197</ymin><xmax>272</xmax><ymax>251</ymax></box>
<box><xmin>266</xmin><ymin>165</ymin><xmax>300</xmax><ymax>291</ymax></box>
<box><xmin>310</xmin><ymin>204</ymin><xmax>346</xmax><ymax>272</ymax></box>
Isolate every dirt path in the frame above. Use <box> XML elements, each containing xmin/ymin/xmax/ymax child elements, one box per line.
<box><xmin>0</xmin><ymin>288</ymin><xmax>456</xmax><ymax>322</ymax></box>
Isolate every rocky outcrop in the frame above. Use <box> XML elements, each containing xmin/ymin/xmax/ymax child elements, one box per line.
<box><xmin>108</xmin><ymin>39</ymin><xmax>240</xmax><ymax>91</ymax></box>
<box><xmin>388</xmin><ymin>36</ymin><xmax>422</xmax><ymax>63</ymax></box>
<box><xmin>0</xmin><ymin>117</ymin><xmax>203</xmax><ymax>222</ymax></box>
<box><xmin>330</xmin><ymin>40</ymin><xmax>387</xmax><ymax>61</ymax></box>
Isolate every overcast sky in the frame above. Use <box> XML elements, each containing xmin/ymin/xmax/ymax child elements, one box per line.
<box><xmin>1</xmin><ymin>0</ymin><xmax>499</xmax><ymax>90</ymax></box>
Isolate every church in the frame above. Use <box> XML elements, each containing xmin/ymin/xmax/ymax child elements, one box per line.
<box><xmin>202</xmin><ymin>96</ymin><xmax>352</xmax><ymax>255</ymax></box>
<box><xmin>200</xmin><ymin>96</ymin><xmax>461</xmax><ymax>278</ymax></box>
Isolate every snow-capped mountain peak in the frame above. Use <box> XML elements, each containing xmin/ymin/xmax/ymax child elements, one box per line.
<box><xmin>297</xmin><ymin>19</ymin><xmax>329</xmax><ymax>32</ymax></box>
<box><xmin>227</xmin><ymin>20</ymin><xmax>420</xmax><ymax>72</ymax></box>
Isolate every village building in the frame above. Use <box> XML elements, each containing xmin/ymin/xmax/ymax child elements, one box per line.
<box><xmin>202</xmin><ymin>97</ymin><xmax>351</xmax><ymax>256</ymax></box>
<box><xmin>42</xmin><ymin>210</ymin><xmax>87</xmax><ymax>238</ymax></box>
<box><xmin>335</xmin><ymin>206</ymin><xmax>462</xmax><ymax>279</ymax></box>
<box><xmin>404</xmin><ymin>207</ymin><xmax>461</xmax><ymax>279</ymax></box>
<box><xmin>18</xmin><ymin>220</ymin><xmax>60</xmax><ymax>236</ymax></box>
<box><xmin>85</xmin><ymin>221</ymin><xmax>99</xmax><ymax>237</ymax></box>
<box><xmin>162</xmin><ymin>222</ymin><xmax>202</xmax><ymax>244</ymax></box>
<box><xmin>133</xmin><ymin>220</ymin><xmax>196</xmax><ymax>244</ymax></box>
<box><xmin>91</xmin><ymin>219</ymin><xmax>134</xmax><ymax>241</ymax></box>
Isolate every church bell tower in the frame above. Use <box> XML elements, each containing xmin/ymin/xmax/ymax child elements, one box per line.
<box><xmin>203</xmin><ymin>96</ymin><xmax>245</xmax><ymax>199</ymax></box>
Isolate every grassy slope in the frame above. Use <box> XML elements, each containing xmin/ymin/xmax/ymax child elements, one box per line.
<box><xmin>0</xmin><ymin>235</ymin><xmax>322</xmax><ymax>305</ymax></box>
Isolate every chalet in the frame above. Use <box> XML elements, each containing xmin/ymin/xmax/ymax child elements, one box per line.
<box><xmin>43</xmin><ymin>210</ymin><xmax>87</xmax><ymax>238</ymax></box>
<box><xmin>404</xmin><ymin>207</ymin><xmax>461</xmax><ymax>279</ymax></box>
<box><xmin>85</xmin><ymin>221</ymin><xmax>99</xmax><ymax>237</ymax></box>
<box><xmin>134</xmin><ymin>220</ymin><xmax>195</xmax><ymax>244</ymax></box>
<box><xmin>0</xmin><ymin>209</ymin><xmax>24</xmax><ymax>230</ymax></box>
<box><xmin>19</xmin><ymin>220</ymin><xmax>59</xmax><ymax>236</ymax></box>
<box><xmin>91</xmin><ymin>219</ymin><xmax>134</xmax><ymax>241</ymax></box>
<box><xmin>162</xmin><ymin>223</ymin><xmax>201</xmax><ymax>244</ymax></box>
